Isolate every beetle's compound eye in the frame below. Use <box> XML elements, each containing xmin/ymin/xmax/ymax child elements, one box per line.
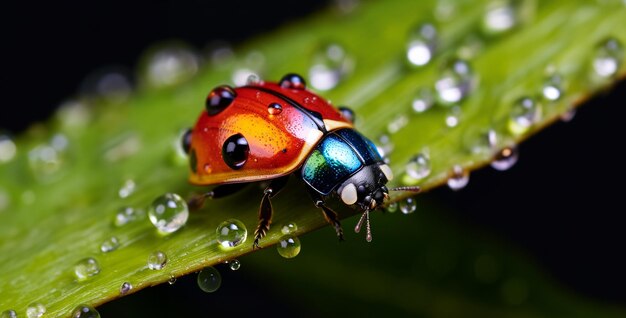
<box><xmin>340</xmin><ymin>183</ymin><xmax>358</xmax><ymax>205</ymax></box>
<box><xmin>338</xmin><ymin>106</ymin><xmax>355</xmax><ymax>123</ymax></box>
<box><xmin>206</xmin><ymin>85</ymin><xmax>236</xmax><ymax>115</ymax></box>
<box><xmin>181</xmin><ymin>128</ymin><xmax>192</xmax><ymax>154</ymax></box>
<box><xmin>222</xmin><ymin>133</ymin><xmax>249</xmax><ymax>170</ymax></box>
<box><xmin>279</xmin><ymin>73</ymin><xmax>306</xmax><ymax>90</ymax></box>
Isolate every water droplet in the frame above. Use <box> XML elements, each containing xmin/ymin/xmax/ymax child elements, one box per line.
<box><xmin>207</xmin><ymin>41</ymin><xmax>234</xmax><ymax>66</ymax></box>
<box><xmin>1</xmin><ymin>310</ymin><xmax>17</xmax><ymax>318</ymax></box>
<box><xmin>376</xmin><ymin>134</ymin><xmax>394</xmax><ymax>158</ymax></box>
<box><xmin>405</xmin><ymin>153</ymin><xmax>431</xmax><ymax>180</ymax></box>
<box><xmin>28</xmin><ymin>144</ymin><xmax>63</xmax><ymax>178</ymax></box>
<box><xmin>0</xmin><ymin>134</ymin><xmax>17</xmax><ymax>164</ymax></box>
<box><xmin>228</xmin><ymin>259</ymin><xmax>241</xmax><ymax>271</ymax></box>
<box><xmin>74</xmin><ymin>257</ymin><xmax>101</xmax><ymax>281</ymax></box>
<box><xmin>100</xmin><ymin>236</ymin><xmax>120</xmax><ymax>253</ymax></box>
<box><xmin>143</xmin><ymin>44</ymin><xmax>199</xmax><ymax>87</ymax></box>
<box><xmin>482</xmin><ymin>1</ymin><xmax>518</xmax><ymax>34</ymax></box>
<box><xmin>81</xmin><ymin>67</ymin><xmax>132</xmax><ymax>103</ymax></box>
<box><xmin>386</xmin><ymin>202</ymin><xmax>398</xmax><ymax>213</ymax></box>
<box><xmin>281</xmin><ymin>222</ymin><xmax>298</xmax><ymax>235</ymax></box>
<box><xmin>56</xmin><ymin>99</ymin><xmax>91</xmax><ymax>129</ymax></box>
<box><xmin>232</xmin><ymin>68</ymin><xmax>260</xmax><ymax>87</ymax></box>
<box><xmin>120</xmin><ymin>282</ymin><xmax>132</xmax><ymax>294</ymax></box>
<box><xmin>197</xmin><ymin>267</ymin><xmax>222</xmax><ymax>293</ymax></box>
<box><xmin>168</xmin><ymin>275</ymin><xmax>177</xmax><ymax>285</ymax></box>
<box><xmin>216</xmin><ymin>219</ymin><xmax>247</xmax><ymax>248</ymax></box>
<box><xmin>507</xmin><ymin>97</ymin><xmax>541</xmax><ymax>135</ymax></box>
<box><xmin>541</xmin><ymin>74</ymin><xmax>563</xmax><ymax>101</ymax></box>
<box><xmin>51</xmin><ymin>134</ymin><xmax>69</xmax><ymax>152</ymax></box>
<box><xmin>399</xmin><ymin>197</ymin><xmax>417</xmax><ymax>214</ymax></box>
<box><xmin>406</xmin><ymin>23</ymin><xmax>437</xmax><ymax>67</ymax></box>
<box><xmin>148</xmin><ymin>193</ymin><xmax>189</xmax><ymax>234</ymax></box>
<box><xmin>277</xmin><ymin>236</ymin><xmax>301</xmax><ymax>258</ymax></box>
<box><xmin>411</xmin><ymin>88</ymin><xmax>434</xmax><ymax>113</ymax></box>
<box><xmin>118</xmin><ymin>179</ymin><xmax>136</xmax><ymax>199</ymax></box>
<box><xmin>309</xmin><ymin>43</ymin><xmax>353</xmax><ymax>91</ymax></box>
<box><xmin>457</xmin><ymin>34</ymin><xmax>484</xmax><ymax>60</ymax></box>
<box><xmin>148</xmin><ymin>251</ymin><xmax>168</xmax><ymax>270</ymax></box>
<box><xmin>435</xmin><ymin>0</ymin><xmax>457</xmax><ymax>21</ymax></box>
<box><xmin>468</xmin><ymin>129</ymin><xmax>498</xmax><ymax>156</ymax></box>
<box><xmin>435</xmin><ymin>59</ymin><xmax>474</xmax><ymax>105</ymax></box>
<box><xmin>491</xmin><ymin>146</ymin><xmax>519</xmax><ymax>171</ymax></box>
<box><xmin>71</xmin><ymin>304</ymin><xmax>100</xmax><ymax>318</ymax></box>
<box><xmin>447</xmin><ymin>165</ymin><xmax>470</xmax><ymax>191</ymax></box>
<box><xmin>560</xmin><ymin>108</ymin><xmax>577</xmax><ymax>122</ymax></box>
<box><xmin>113</xmin><ymin>206</ymin><xmax>145</xmax><ymax>227</ymax></box>
<box><xmin>26</xmin><ymin>303</ymin><xmax>46</xmax><ymax>318</ymax></box>
<box><xmin>445</xmin><ymin>106</ymin><xmax>462</xmax><ymax>128</ymax></box>
<box><xmin>387</xmin><ymin>113</ymin><xmax>409</xmax><ymax>134</ymax></box>
<box><xmin>267</xmin><ymin>103</ymin><xmax>283</xmax><ymax>115</ymax></box>
<box><xmin>592</xmin><ymin>37</ymin><xmax>623</xmax><ymax>78</ymax></box>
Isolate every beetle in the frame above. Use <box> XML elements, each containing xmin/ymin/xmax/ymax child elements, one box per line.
<box><xmin>183</xmin><ymin>73</ymin><xmax>418</xmax><ymax>248</ymax></box>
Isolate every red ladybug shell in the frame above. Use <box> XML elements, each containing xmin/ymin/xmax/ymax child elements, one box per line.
<box><xmin>188</xmin><ymin>81</ymin><xmax>353</xmax><ymax>185</ymax></box>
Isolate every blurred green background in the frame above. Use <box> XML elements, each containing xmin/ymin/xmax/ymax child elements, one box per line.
<box><xmin>2</xmin><ymin>0</ymin><xmax>625</xmax><ymax>317</ymax></box>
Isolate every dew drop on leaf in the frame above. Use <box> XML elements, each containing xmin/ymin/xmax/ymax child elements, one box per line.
<box><xmin>277</xmin><ymin>236</ymin><xmax>301</xmax><ymax>259</ymax></box>
<box><xmin>70</xmin><ymin>304</ymin><xmax>100</xmax><ymax>318</ymax></box>
<box><xmin>216</xmin><ymin>219</ymin><xmax>247</xmax><ymax>248</ymax></box>
<box><xmin>148</xmin><ymin>193</ymin><xmax>189</xmax><ymax>234</ymax></box>
<box><xmin>197</xmin><ymin>267</ymin><xmax>222</xmax><ymax>293</ymax></box>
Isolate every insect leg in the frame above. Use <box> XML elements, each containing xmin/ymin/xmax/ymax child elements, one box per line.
<box><xmin>253</xmin><ymin>176</ymin><xmax>289</xmax><ymax>249</ymax></box>
<box><xmin>187</xmin><ymin>183</ymin><xmax>249</xmax><ymax>211</ymax></box>
<box><xmin>308</xmin><ymin>191</ymin><xmax>344</xmax><ymax>241</ymax></box>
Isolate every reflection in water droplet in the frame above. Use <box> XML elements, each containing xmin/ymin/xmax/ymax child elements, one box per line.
<box><xmin>507</xmin><ymin>97</ymin><xmax>541</xmax><ymax>135</ymax></box>
<box><xmin>542</xmin><ymin>74</ymin><xmax>563</xmax><ymax>101</ymax></box>
<box><xmin>435</xmin><ymin>59</ymin><xmax>474</xmax><ymax>105</ymax></box>
<box><xmin>406</xmin><ymin>23</ymin><xmax>438</xmax><ymax>67</ymax></box>
<box><xmin>228</xmin><ymin>259</ymin><xmax>241</xmax><ymax>271</ymax></box>
<box><xmin>386</xmin><ymin>201</ymin><xmax>398</xmax><ymax>213</ymax></box>
<box><xmin>281</xmin><ymin>222</ymin><xmax>298</xmax><ymax>235</ymax></box>
<box><xmin>74</xmin><ymin>258</ymin><xmax>101</xmax><ymax>281</ymax></box>
<box><xmin>412</xmin><ymin>88</ymin><xmax>434</xmax><ymax>113</ymax></box>
<box><xmin>593</xmin><ymin>37</ymin><xmax>623</xmax><ymax>78</ymax></box>
<box><xmin>144</xmin><ymin>45</ymin><xmax>199</xmax><ymax>87</ymax></box>
<box><xmin>309</xmin><ymin>43</ymin><xmax>353</xmax><ymax>91</ymax></box>
<box><xmin>197</xmin><ymin>267</ymin><xmax>222</xmax><ymax>293</ymax></box>
<box><xmin>445</xmin><ymin>106</ymin><xmax>462</xmax><ymax>128</ymax></box>
<box><xmin>114</xmin><ymin>206</ymin><xmax>145</xmax><ymax>227</ymax></box>
<box><xmin>387</xmin><ymin>114</ymin><xmax>409</xmax><ymax>134</ymax></box>
<box><xmin>100</xmin><ymin>236</ymin><xmax>120</xmax><ymax>253</ymax></box>
<box><xmin>482</xmin><ymin>1</ymin><xmax>518</xmax><ymax>34</ymax></box>
<box><xmin>491</xmin><ymin>146</ymin><xmax>519</xmax><ymax>171</ymax></box>
<box><xmin>0</xmin><ymin>134</ymin><xmax>17</xmax><ymax>164</ymax></box>
<box><xmin>148</xmin><ymin>251</ymin><xmax>168</xmax><ymax>270</ymax></box>
<box><xmin>26</xmin><ymin>303</ymin><xmax>46</xmax><ymax>318</ymax></box>
<box><xmin>399</xmin><ymin>197</ymin><xmax>417</xmax><ymax>214</ymax></box>
<box><xmin>447</xmin><ymin>165</ymin><xmax>470</xmax><ymax>191</ymax></box>
<box><xmin>277</xmin><ymin>236</ymin><xmax>301</xmax><ymax>258</ymax></box>
<box><xmin>1</xmin><ymin>310</ymin><xmax>17</xmax><ymax>318</ymax></box>
<box><xmin>148</xmin><ymin>193</ymin><xmax>189</xmax><ymax>234</ymax></box>
<box><xmin>406</xmin><ymin>153</ymin><xmax>431</xmax><ymax>180</ymax></box>
<box><xmin>216</xmin><ymin>219</ymin><xmax>247</xmax><ymax>248</ymax></box>
<box><xmin>118</xmin><ymin>179</ymin><xmax>136</xmax><ymax>199</ymax></box>
<box><xmin>71</xmin><ymin>304</ymin><xmax>100</xmax><ymax>318</ymax></box>
<box><xmin>120</xmin><ymin>282</ymin><xmax>133</xmax><ymax>294</ymax></box>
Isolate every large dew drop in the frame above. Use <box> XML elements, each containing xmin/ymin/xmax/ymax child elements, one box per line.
<box><xmin>100</xmin><ymin>236</ymin><xmax>120</xmax><ymax>253</ymax></box>
<box><xmin>1</xmin><ymin>310</ymin><xmax>17</xmax><ymax>318</ymax></box>
<box><xmin>491</xmin><ymin>146</ymin><xmax>519</xmax><ymax>171</ymax></box>
<box><xmin>507</xmin><ymin>97</ymin><xmax>541</xmax><ymax>136</ymax></box>
<box><xmin>26</xmin><ymin>303</ymin><xmax>46</xmax><ymax>318</ymax></box>
<box><xmin>142</xmin><ymin>44</ymin><xmax>199</xmax><ymax>87</ymax></box>
<box><xmin>74</xmin><ymin>258</ymin><xmax>101</xmax><ymax>281</ymax></box>
<box><xmin>148</xmin><ymin>193</ymin><xmax>189</xmax><ymax>234</ymax></box>
<box><xmin>447</xmin><ymin>165</ymin><xmax>470</xmax><ymax>191</ymax></box>
<box><xmin>216</xmin><ymin>219</ymin><xmax>247</xmax><ymax>248</ymax></box>
<box><xmin>277</xmin><ymin>236</ymin><xmax>301</xmax><ymax>258</ymax></box>
<box><xmin>71</xmin><ymin>304</ymin><xmax>100</xmax><ymax>318</ymax></box>
<box><xmin>405</xmin><ymin>153</ymin><xmax>431</xmax><ymax>181</ymax></box>
<box><xmin>227</xmin><ymin>259</ymin><xmax>241</xmax><ymax>271</ymax></box>
<box><xmin>309</xmin><ymin>43</ymin><xmax>353</xmax><ymax>91</ymax></box>
<box><xmin>435</xmin><ymin>59</ymin><xmax>474</xmax><ymax>105</ymax></box>
<box><xmin>120</xmin><ymin>282</ymin><xmax>133</xmax><ymax>295</ymax></box>
<box><xmin>592</xmin><ymin>37</ymin><xmax>623</xmax><ymax>78</ymax></box>
<box><xmin>541</xmin><ymin>74</ymin><xmax>563</xmax><ymax>101</ymax></box>
<box><xmin>406</xmin><ymin>23</ymin><xmax>438</xmax><ymax>67</ymax></box>
<box><xmin>147</xmin><ymin>251</ymin><xmax>168</xmax><ymax>270</ymax></box>
<box><xmin>399</xmin><ymin>197</ymin><xmax>417</xmax><ymax>214</ymax></box>
<box><xmin>481</xmin><ymin>0</ymin><xmax>518</xmax><ymax>35</ymax></box>
<box><xmin>197</xmin><ymin>267</ymin><xmax>222</xmax><ymax>293</ymax></box>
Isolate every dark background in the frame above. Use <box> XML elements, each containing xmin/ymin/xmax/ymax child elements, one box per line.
<box><xmin>2</xmin><ymin>0</ymin><xmax>625</xmax><ymax>312</ymax></box>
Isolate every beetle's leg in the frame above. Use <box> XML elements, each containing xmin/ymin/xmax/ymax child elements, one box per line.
<box><xmin>187</xmin><ymin>183</ymin><xmax>249</xmax><ymax>211</ymax></box>
<box><xmin>253</xmin><ymin>176</ymin><xmax>289</xmax><ymax>249</ymax></box>
<box><xmin>308</xmin><ymin>191</ymin><xmax>344</xmax><ymax>241</ymax></box>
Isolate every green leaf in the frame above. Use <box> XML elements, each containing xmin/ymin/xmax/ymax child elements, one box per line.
<box><xmin>1</xmin><ymin>0</ymin><xmax>625</xmax><ymax>316</ymax></box>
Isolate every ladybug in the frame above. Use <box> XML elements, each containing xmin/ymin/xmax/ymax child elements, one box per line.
<box><xmin>183</xmin><ymin>73</ymin><xmax>418</xmax><ymax>248</ymax></box>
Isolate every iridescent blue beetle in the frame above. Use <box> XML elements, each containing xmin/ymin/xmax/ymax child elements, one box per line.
<box><xmin>184</xmin><ymin>74</ymin><xmax>418</xmax><ymax>248</ymax></box>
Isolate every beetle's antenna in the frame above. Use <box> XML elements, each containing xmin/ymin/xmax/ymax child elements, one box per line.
<box><xmin>389</xmin><ymin>186</ymin><xmax>421</xmax><ymax>193</ymax></box>
<box><xmin>354</xmin><ymin>209</ymin><xmax>372</xmax><ymax>242</ymax></box>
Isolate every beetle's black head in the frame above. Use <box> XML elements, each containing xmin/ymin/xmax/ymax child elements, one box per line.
<box><xmin>336</xmin><ymin>163</ymin><xmax>393</xmax><ymax>210</ymax></box>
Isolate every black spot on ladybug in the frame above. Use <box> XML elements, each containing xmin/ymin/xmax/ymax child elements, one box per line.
<box><xmin>279</xmin><ymin>73</ymin><xmax>306</xmax><ymax>90</ymax></box>
<box><xmin>190</xmin><ymin>148</ymin><xmax>198</xmax><ymax>173</ymax></box>
<box><xmin>282</xmin><ymin>148</ymin><xmax>287</xmax><ymax>153</ymax></box>
<box><xmin>338</xmin><ymin>106</ymin><xmax>355</xmax><ymax>123</ymax></box>
<box><xmin>181</xmin><ymin>128</ymin><xmax>192</xmax><ymax>154</ymax></box>
<box><xmin>222</xmin><ymin>133</ymin><xmax>249</xmax><ymax>170</ymax></box>
<box><xmin>206</xmin><ymin>85</ymin><xmax>237</xmax><ymax>116</ymax></box>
